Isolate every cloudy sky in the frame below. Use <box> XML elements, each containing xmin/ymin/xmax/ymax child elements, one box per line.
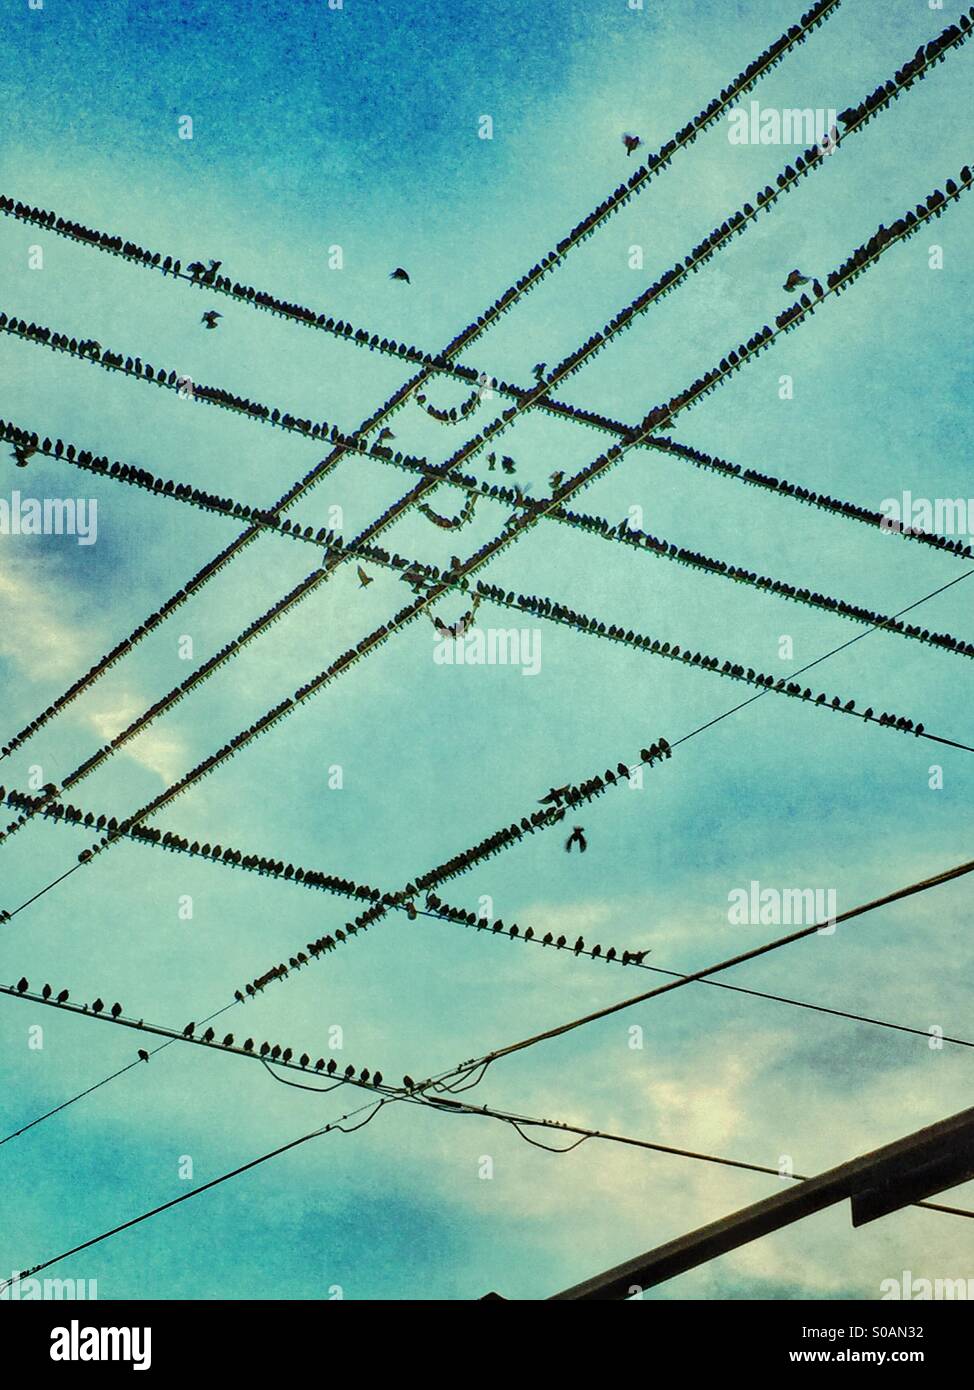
<box><xmin>0</xmin><ymin>0</ymin><xmax>972</xmax><ymax>1301</ymax></box>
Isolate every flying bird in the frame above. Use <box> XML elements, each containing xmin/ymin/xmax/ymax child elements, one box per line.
<box><xmin>532</xmin><ymin>362</ymin><xmax>547</xmax><ymax>381</ymax></box>
<box><xmin>565</xmin><ymin>826</ymin><xmax>587</xmax><ymax>853</ymax></box>
<box><xmin>782</xmin><ymin>268</ymin><xmax>812</xmax><ymax>292</ymax></box>
<box><xmin>389</xmin><ymin>267</ymin><xmax>411</xmax><ymax>284</ymax></box>
<box><xmin>12</xmin><ymin>445</ymin><xmax>36</xmax><ymax>467</ymax></box>
<box><xmin>375</xmin><ymin>427</ymin><xmax>395</xmax><ymax>444</ymax></box>
<box><xmin>356</xmin><ymin>565</ymin><xmax>373</xmax><ymax>588</ymax></box>
<box><xmin>201</xmin><ymin>310</ymin><xmax>222</xmax><ymax>329</ymax></box>
<box><xmin>622</xmin><ymin>133</ymin><xmax>642</xmax><ymax>157</ymax></box>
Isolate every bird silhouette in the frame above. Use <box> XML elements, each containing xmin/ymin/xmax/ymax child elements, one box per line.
<box><xmin>16</xmin><ymin>977</ymin><xmax>28</xmax><ymax>993</ymax></box>
<box><xmin>12</xmin><ymin>444</ymin><xmax>36</xmax><ymax>467</ymax></box>
<box><xmin>356</xmin><ymin>565</ymin><xmax>373</xmax><ymax>588</ymax></box>
<box><xmin>137</xmin><ymin>1049</ymin><xmax>149</xmax><ymax>1063</ymax></box>
<box><xmin>501</xmin><ymin>455</ymin><xmax>516</xmax><ymax>475</ymax></box>
<box><xmin>203</xmin><ymin>1027</ymin><xmax>215</xmax><ymax>1043</ymax></box>
<box><xmin>549</xmin><ymin>470</ymin><xmax>565</xmax><ymax>490</ymax></box>
<box><xmin>183</xmin><ymin>1022</ymin><xmax>195</xmax><ymax>1037</ymax></box>
<box><xmin>222</xmin><ymin>1034</ymin><xmax>234</xmax><ymax>1047</ymax></box>
<box><xmin>375</xmin><ymin>426</ymin><xmax>395</xmax><ymax>444</ymax></box>
<box><xmin>92</xmin><ymin>997</ymin><xmax>104</xmax><ymax>1013</ymax></box>
<box><xmin>201</xmin><ymin>310</ymin><xmax>222</xmax><ymax>329</ymax></box>
<box><xmin>403</xmin><ymin>1075</ymin><xmax>416</xmax><ymax>1089</ymax></box>
<box><xmin>389</xmin><ymin>267</ymin><xmax>411</xmax><ymax>284</ymax></box>
<box><xmin>56</xmin><ymin>989</ymin><xmax>69</xmax><ymax>1004</ymax></box>
<box><xmin>782</xmin><ymin>269</ymin><xmax>812</xmax><ymax>292</ymax></box>
<box><xmin>622</xmin><ymin>133</ymin><xmax>642</xmax><ymax>156</ymax></box>
<box><xmin>42</xmin><ymin>983</ymin><xmax>52</xmax><ymax>999</ymax></box>
<box><xmin>234</xmin><ymin>990</ymin><xmax>244</xmax><ymax>1003</ymax></box>
<box><xmin>565</xmin><ymin>826</ymin><xmax>587</xmax><ymax>853</ymax></box>
<box><xmin>533</xmin><ymin>362</ymin><xmax>547</xmax><ymax>381</ymax></box>
<box><xmin>111</xmin><ymin>1002</ymin><xmax>122</xmax><ymax>1018</ymax></box>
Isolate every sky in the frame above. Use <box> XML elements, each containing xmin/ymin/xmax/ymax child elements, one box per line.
<box><xmin>0</xmin><ymin>0</ymin><xmax>973</xmax><ymax>1302</ymax></box>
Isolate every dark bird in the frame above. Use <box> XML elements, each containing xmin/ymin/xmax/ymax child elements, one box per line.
<box><xmin>42</xmin><ymin>983</ymin><xmax>52</xmax><ymax>999</ymax></box>
<box><xmin>92</xmin><ymin>997</ymin><xmax>104</xmax><ymax>1013</ymax></box>
<box><xmin>344</xmin><ymin>1064</ymin><xmax>355</xmax><ymax>1079</ymax></box>
<box><xmin>782</xmin><ymin>268</ymin><xmax>812</xmax><ymax>292</ymax></box>
<box><xmin>373</xmin><ymin>1071</ymin><xmax>383</xmax><ymax>1087</ymax></box>
<box><xmin>203</xmin><ymin>1027</ymin><xmax>215</xmax><ymax>1043</ymax></box>
<box><xmin>16</xmin><ymin>977</ymin><xmax>28</xmax><ymax>993</ymax></box>
<box><xmin>208</xmin><ymin>259</ymin><xmax>222</xmax><ymax>272</ymax></box>
<box><xmin>356</xmin><ymin>565</ymin><xmax>373</xmax><ymax>588</ymax></box>
<box><xmin>539</xmin><ymin>785</ymin><xmax>570</xmax><ymax>805</ymax></box>
<box><xmin>111</xmin><ymin>1002</ymin><xmax>122</xmax><ymax>1018</ymax></box>
<box><xmin>138</xmin><ymin>1049</ymin><xmax>150</xmax><ymax>1063</ymax></box>
<box><xmin>326</xmin><ymin>1059</ymin><xmax>337</xmax><ymax>1074</ymax></box>
<box><xmin>12</xmin><ymin>444</ymin><xmax>36</xmax><ymax>468</ymax></box>
<box><xmin>222</xmin><ymin>1034</ymin><xmax>234</xmax><ymax>1047</ymax></box>
<box><xmin>243</xmin><ymin>1038</ymin><xmax>255</xmax><ymax>1052</ymax></box>
<box><xmin>549</xmin><ymin>470</ymin><xmax>565</xmax><ymax>490</ymax></box>
<box><xmin>573</xmin><ymin>937</ymin><xmax>585</xmax><ymax>955</ymax></box>
<box><xmin>234</xmin><ymin>990</ymin><xmax>245</xmax><ymax>1003</ymax></box>
<box><xmin>56</xmin><ymin>989</ymin><xmax>69</xmax><ymax>1004</ymax></box>
<box><xmin>259</xmin><ymin>1041</ymin><xmax>270</xmax><ymax>1056</ymax></box>
<box><xmin>565</xmin><ymin>826</ymin><xmax>587</xmax><ymax>853</ymax></box>
<box><xmin>375</xmin><ymin>426</ymin><xmax>395</xmax><ymax>444</ymax></box>
<box><xmin>532</xmin><ymin>362</ymin><xmax>547</xmax><ymax>381</ymax></box>
<box><xmin>299</xmin><ymin>1053</ymin><xmax>310</xmax><ymax>1068</ymax></box>
<box><xmin>501</xmin><ymin>455</ymin><xmax>516</xmax><ymax>475</ymax></box>
<box><xmin>183</xmin><ymin>1021</ymin><xmax>195</xmax><ymax>1037</ymax></box>
<box><xmin>403</xmin><ymin>1075</ymin><xmax>416</xmax><ymax>1090</ymax></box>
<box><xmin>201</xmin><ymin>310</ymin><xmax>222</xmax><ymax>330</ymax></box>
<box><xmin>622</xmin><ymin>133</ymin><xmax>642</xmax><ymax>157</ymax></box>
<box><xmin>389</xmin><ymin>267</ymin><xmax>411</xmax><ymax>283</ymax></box>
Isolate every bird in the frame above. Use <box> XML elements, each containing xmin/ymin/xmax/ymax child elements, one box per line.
<box><xmin>12</xmin><ymin>444</ymin><xmax>36</xmax><ymax>467</ymax></box>
<box><xmin>532</xmin><ymin>362</ymin><xmax>547</xmax><ymax>381</ymax></box>
<box><xmin>356</xmin><ymin>565</ymin><xmax>373</xmax><ymax>588</ymax></box>
<box><xmin>344</xmin><ymin>1064</ymin><xmax>355</xmax><ymax>1079</ymax></box>
<box><xmin>326</xmin><ymin>1059</ymin><xmax>337</xmax><ymax>1074</ymax></box>
<box><xmin>56</xmin><ymin>989</ymin><xmax>69</xmax><ymax>1004</ymax></box>
<box><xmin>389</xmin><ymin>267</ymin><xmax>411</xmax><ymax>284</ymax></box>
<box><xmin>183</xmin><ymin>1022</ymin><xmax>195</xmax><ymax>1037</ymax></box>
<box><xmin>375</xmin><ymin>427</ymin><xmax>395</xmax><ymax>444</ymax></box>
<box><xmin>222</xmin><ymin>1034</ymin><xmax>235</xmax><ymax>1047</ymax></box>
<box><xmin>16</xmin><ymin>977</ymin><xmax>28</xmax><ymax>993</ymax></box>
<box><xmin>138</xmin><ymin>1049</ymin><xmax>150</xmax><ymax>1063</ymax></box>
<box><xmin>622</xmin><ymin>133</ymin><xmax>642</xmax><ymax>156</ymax></box>
<box><xmin>92</xmin><ymin>997</ymin><xmax>104</xmax><ymax>1013</ymax></box>
<box><xmin>373</xmin><ymin>1071</ymin><xmax>383</xmax><ymax>1087</ymax></box>
<box><xmin>243</xmin><ymin>1038</ymin><xmax>255</xmax><ymax>1052</ymax></box>
<box><xmin>501</xmin><ymin>456</ymin><xmax>516</xmax><ymax>475</ymax></box>
<box><xmin>539</xmin><ymin>785</ymin><xmax>570</xmax><ymax>805</ymax></box>
<box><xmin>208</xmin><ymin>259</ymin><xmax>222</xmax><ymax>272</ymax></box>
<box><xmin>110</xmin><ymin>1002</ymin><xmax>122</xmax><ymax>1018</ymax></box>
<box><xmin>203</xmin><ymin>1027</ymin><xmax>215</xmax><ymax>1043</ymax></box>
<box><xmin>782</xmin><ymin>268</ymin><xmax>812</xmax><ymax>292</ymax></box>
<box><xmin>565</xmin><ymin>826</ymin><xmax>587</xmax><ymax>853</ymax></box>
<box><xmin>201</xmin><ymin>310</ymin><xmax>222</xmax><ymax>329</ymax></box>
<box><xmin>41</xmin><ymin>983</ymin><xmax>52</xmax><ymax>999</ymax></box>
<box><xmin>234</xmin><ymin>990</ymin><xmax>245</xmax><ymax>1003</ymax></box>
<box><xmin>299</xmin><ymin>1053</ymin><xmax>310</xmax><ymax>1068</ymax></box>
<box><xmin>549</xmin><ymin>470</ymin><xmax>565</xmax><ymax>490</ymax></box>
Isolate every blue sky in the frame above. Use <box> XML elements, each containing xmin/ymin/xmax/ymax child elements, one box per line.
<box><xmin>0</xmin><ymin>0</ymin><xmax>973</xmax><ymax>1301</ymax></box>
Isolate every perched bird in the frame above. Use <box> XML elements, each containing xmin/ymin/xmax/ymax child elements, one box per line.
<box><xmin>299</xmin><ymin>1053</ymin><xmax>310</xmax><ymax>1068</ymax></box>
<box><xmin>622</xmin><ymin>133</ymin><xmax>642</xmax><ymax>157</ymax></box>
<box><xmin>234</xmin><ymin>990</ymin><xmax>245</xmax><ymax>1003</ymax></box>
<box><xmin>110</xmin><ymin>1002</ymin><xmax>122</xmax><ymax>1018</ymax></box>
<box><xmin>356</xmin><ymin>565</ymin><xmax>373</xmax><ymax>588</ymax></box>
<box><xmin>326</xmin><ymin>1058</ymin><xmax>337</xmax><ymax>1074</ymax></box>
<box><xmin>573</xmin><ymin>937</ymin><xmax>585</xmax><ymax>955</ymax></box>
<box><xmin>16</xmin><ymin>977</ymin><xmax>28</xmax><ymax>993</ymax></box>
<box><xmin>533</xmin><ymin>362</ymin><xmax>547</xmax><ymax>381</ymax></box>
<box><xmin>403</xmin><ymin>1075</ymin><xmax>416</xmax><ymax>1090</ymax></box>
<box><xmin>375</xmin><ymin>427</ymin><xmax>395</xmax><ymax>444</ymax></box>
<box><xmin>344</xmin><ymin>1064</ymin><xmax>355</xmax><ymax>1079</ymax></box>
<box><xmin>92</xmin><ymin>997</ymin><xmax>104</xmax><ymax>1014</ymax></box>
<box><xmin>222</xmin><ymin>1034</ymin><xmax>234</xmax><ymax>1047</ymax></box>
<box><xmin>243</xmin><ymin>1038</ymin><xmax>255</xmax><ymax>1052</ymax></box>
<box><xmin>201</xmin><ymin>310</ymin><xmax>222</xmax><ymax>329</ymax></box>
<box><xmin>183</xmin><ymin>1021</ymin><xmax>195</xmax><ymax>1037</ymax></box>
<box><xmin>373</xmin><ymin>1071</ymin><xmax>383</xmax><ymax>1087</ymax></box>
<box><xmin>782</xmin><ymin>268</ymin><xmax>812</xmax><ymax>292</ymax></box>
<box><xmin>208</xmin><ymin>259</ymin><xmax>222</xmax><ymax>272</ymax></box>
<box><xmin>203</xmin><ymin>1027</ymin><xmax>215</xmax><ymax>1043</ymax></box>
<box><xmin>565</xmin><ymin>826</ymin><xmax>588</xmax><ymax>853</ymax></box>
<box><xmin>42</xmin><ymin>983</ymin><xmax>52</xmax><ymax>1000</ymax></box>
<box><xmin>12</xmin><ymin>444</ymin><xmax>36</xmax><ymax>468</ymax></box>
<box><xmin>539</xmin><ymin>785</ymin><xmax>570</xmax><ymax>805</ymax></box>
<box><xmin>549</xmin><ymin>470</ymin><xmax>565</xmax><ymax>490</ymax></box>
<box><xmin>389</xmin><ymin>267</ymin><xmax>411</xmax><ymax>284</ymax></box>
<box><xmin>56</xmin><ymin>989</ymin><xmax>69</xmax><ymax>1004</ymax></box>
<box><xmin>138</xmin><ymin>1049</ymin><xmax>150</xmax><ymax>1063</ymax></box>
